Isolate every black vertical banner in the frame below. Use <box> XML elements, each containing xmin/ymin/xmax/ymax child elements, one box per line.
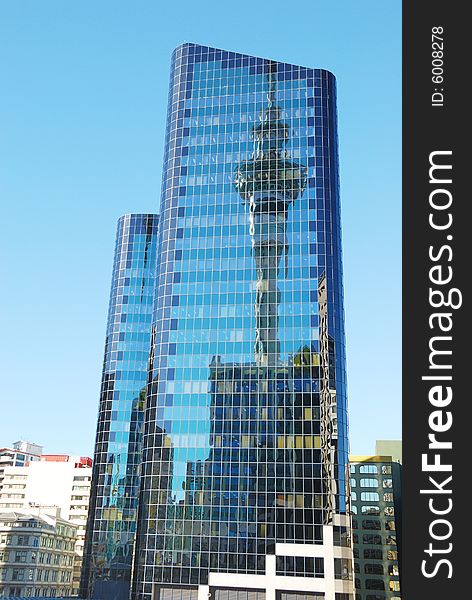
<box><xmin>403</xmin><ymin>2</ymin><xmax>468</xmax><ymax>599</ymax></box>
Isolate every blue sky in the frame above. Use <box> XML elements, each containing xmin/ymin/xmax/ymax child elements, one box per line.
<box><xmin>0</xmin><ymin>1</ymin><xmax>401</xmax><ymax>456</ymax></box>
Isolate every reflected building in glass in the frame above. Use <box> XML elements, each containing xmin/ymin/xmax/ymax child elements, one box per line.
<box><xmin>349</xmin><ymin>454</ymin><xmax>402</xmax><ymax>600</ymax></box>
<box><xmin>81</xmin><ymin>213</ymin><xmax>159</xmax><ymax>600</ymax></box>
<box><xmin>132</xmin><ymin>44</ymin><xmax>352</xmax><ymax>600</ymax></box>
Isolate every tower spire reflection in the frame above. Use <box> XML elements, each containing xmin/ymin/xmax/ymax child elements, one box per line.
<box><xmin>234</xmin><ymin>61</ymin><xmax>307</xmax><ymax>366</ymax></box>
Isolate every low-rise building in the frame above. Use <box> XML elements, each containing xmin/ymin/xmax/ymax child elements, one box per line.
<box><xmin>349</xmin><ymin>452</ymin><xmax>402</xmax><ymax>600</ymax></box>
<box><xmin>0</xmin><ymin>452</ymin><xmax>92</xmax><ymax>596</ymax></box>
<box><xmin>0</xmin><ymin>511</ymin><xmax>76</xmax><ymax>598</ymax></box>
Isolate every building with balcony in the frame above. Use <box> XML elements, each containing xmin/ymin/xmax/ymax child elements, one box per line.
<box><xmin>0</xmin><ymin>511</ymin><xmax>77</xmax><ymax>598</ymax></box>
<box><xmin>0</xmin><ymin>442</ymin><xmax>42</xmax><ymax>490</ymax></box>
<box><xmin>0</xmin><ymin>454</ymin><xmax>92</xmax><ymax>596</ymax></box>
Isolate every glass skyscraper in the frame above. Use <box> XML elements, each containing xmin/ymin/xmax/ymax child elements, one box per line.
<box><xmin>81</xmin><ymin>213</ymin><xmax>159</xmax><ymax>600</ymax></box>
<box><xmin>131</xmin><ymin>44</ymin><xmax>352</xmax><ymax>600</ymax></box>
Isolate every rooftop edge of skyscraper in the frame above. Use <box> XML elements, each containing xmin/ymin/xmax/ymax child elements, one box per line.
<box><xmin>116</xmin><ymin>213</ymin><xmax>160</xmax><ymax>230</ymax></box>
<box><xmin>171</xmin><ymin>42</ymin><xmax>338</xmax><ymax>81</ymax></box>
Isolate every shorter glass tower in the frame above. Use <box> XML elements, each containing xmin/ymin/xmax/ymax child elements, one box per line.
<box><xmin>81</xmin><ymin>214</ymin><xmax>159</xmax><ymax>600</ymax></box>
<box><xmin>349</xmin><ymin>455</ymin><xmax>402</xmax><ymax>600</ymax></box>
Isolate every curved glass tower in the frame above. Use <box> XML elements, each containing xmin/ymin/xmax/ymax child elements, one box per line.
<box><xmin>133</xmin><ymin>44</ymin><xmax>352</xmax><ymax>600</ymax></box>
<box><xmin>81</xmin><ymin>213</ymin><xmax>159</xmax><ymax>600</ymax></box>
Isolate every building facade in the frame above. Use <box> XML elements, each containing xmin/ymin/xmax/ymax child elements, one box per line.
<box><xmin>349</xmin><ymin>455</ymin><xmax>402</xmax><ymax>600</ymax></box>
<box><xmin>80</xmin><ymin>214</ymin><xmax>159</xmax><ymax>600</ymax></box>
<box><xmin>0</xmin><ymin>442</ymin><xmax>42</xmax><ymax>489</ymax></box>
<box><xmin>0</xmin><ymin>454</ymin><xmax>92</xmax><ymax>596</ymax></box>
<box><xmin>0</xmin><ymin>511</ymin><xmax>76</xmax><ymax>598</ymax></box>
<box><xmin>132</xmin><ymin>44</ymin><xmax>351</xmax><ymax>600</ymax></box>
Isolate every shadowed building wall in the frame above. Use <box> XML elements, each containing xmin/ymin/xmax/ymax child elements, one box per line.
<box><xmin>81</xmin><ymin>214</ymin><xmax>159</xmax><ymax>600</ymax></box>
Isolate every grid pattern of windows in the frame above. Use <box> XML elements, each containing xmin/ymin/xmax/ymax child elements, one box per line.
<box><xmin>80</xmin><ymin>214</ymin><xmax>159</xmax><ymax>599</ymax></box>
<box><xmin>0</xmin><ymin>515</ymin><xmax>76</xmax><ymax>598</ymax></box>
<box><xmin>132</xmin><ymin>43</ymin><xmax>349</xmax><ymax>599</ymax></box>
<box><xmin>214</xmin><ymin>590</ymin><xmax>266</xmax><ymax>600</ymax></box>
<box><xmin>280</xmin><ymin>594</ymin><xmax>324</xmax><ymax>600</ymax></box>
<box><xmin>350</xmin><ymin>460</ymin><xmax>402</xmax><ymax>600</ymax></box>
<box><xmin>157</xmin><ymin>587</ymin><xmax>199</xmax><ymax>600</ymax></box>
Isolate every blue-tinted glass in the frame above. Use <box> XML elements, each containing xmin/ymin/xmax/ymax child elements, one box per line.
<box><xmin>131</xmin><ymin>44</ymin><xmax>350</xmax><ymax>600</ymax></box>
<box><xmin>81</xmin><ymin>214</ymin><xmax>159</xmax><ymax>600</ymax></box>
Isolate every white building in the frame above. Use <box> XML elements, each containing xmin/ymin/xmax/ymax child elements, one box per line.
<box><xmin>0</xmin><ymin>453</ymin><xmax>92</xmax><ymax>596</ymax></box>
<box><xmin>0</xmin><ymin>442</ymin><xmax>42</xmax><ymax>489</ymax></box>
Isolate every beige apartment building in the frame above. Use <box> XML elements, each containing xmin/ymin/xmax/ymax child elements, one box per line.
<box><xmin>0</xmin><ymin>451</ymin><xmax>92</xmax><ymax>596</ymax></box>
<box><xmin>0</xmin><ymin>511</ymin><xmax>77</xmax><ymax>597</ymax></box>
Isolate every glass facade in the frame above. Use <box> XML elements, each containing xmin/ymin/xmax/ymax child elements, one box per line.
<box><xmin>132</xmin><ymin>43</ymin><xmax>352</xmax><ymax>600</ymax></box>
<box><xmin>350</xmin><ymin>457</ymin><xmax>402</xmax><ymax>600</ymax></box>
<box><xmin>81</xmin><ymin>214</ymin><xmax>159</xmax><ymax>600</ymax></box>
